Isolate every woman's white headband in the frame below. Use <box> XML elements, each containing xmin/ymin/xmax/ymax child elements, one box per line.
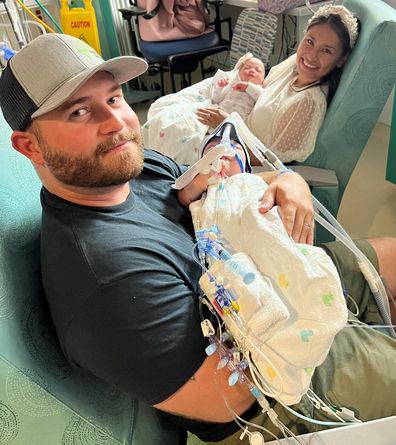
<box><xmin>307</xmin><ymin>5</ymin><xmax>359</xmax><ymax>49</ymax></box>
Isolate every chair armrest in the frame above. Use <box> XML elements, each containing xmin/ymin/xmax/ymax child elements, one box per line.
<box><xmin>252</xmin><ymin>165</ymin><xmax>339</xmax><ymax>187</ymax></box>
<box><xmin>119</xmin><ymin>7</ymin><xmax>148</xmax><ymax>21</ymax></box>
<box><xmin>167</xmin><ymin>44</ymin><xmax>230</xmax><ymax>74</ymax></box>
<box><xmin>289</xmin><ymin>166</ymin><xmax>338</xmax><ymax>187</ymax></box>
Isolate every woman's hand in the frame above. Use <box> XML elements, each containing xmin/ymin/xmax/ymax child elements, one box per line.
<box><xmin>196</xmin><ymin>107</ymin><xmax>229</xmax><ymax>128</ymax></box>
<box><xmin>257</xmin><ymin>171</ymin><xmax>315</xmax><ymax>244</ymax></box>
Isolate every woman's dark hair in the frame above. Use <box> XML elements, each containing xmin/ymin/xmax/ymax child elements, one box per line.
<box><xmin>306</xmin><ymin>13</ymin><xmax>360</xmax><ymax>104</ymax></box>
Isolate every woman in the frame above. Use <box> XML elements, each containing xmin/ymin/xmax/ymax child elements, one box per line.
<box><xmin>197</xmin><ymin>5</ymin><xmax>359</xmax><ymax>164</ymax></box>
<box><xmin>143</xmin><ymin>5</ymin><xmax>359</xmax><ymax>165</ymax></box>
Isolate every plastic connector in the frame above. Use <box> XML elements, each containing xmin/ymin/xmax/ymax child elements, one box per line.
<box><xmin>336</xmin><ymin>407</ymin><xmax>362</xmax><ymax>423</ymax></box>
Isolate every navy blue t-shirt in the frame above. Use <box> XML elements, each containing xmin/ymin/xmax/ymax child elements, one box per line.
<box><xmin>40</xmin><ymin>150</ymin><xmax>252</xmax><ymax>440</ymax></box>
<box><xmin>40</xmin><ymin>150</ymin><xmax>207</xmax><ymax>402</ymax></box>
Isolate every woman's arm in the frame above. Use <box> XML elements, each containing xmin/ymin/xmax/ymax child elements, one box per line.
<box><xmin>268</xmin><ymin>91</ymin><xmax>327</xmax><ymax>163</ymax></box>
<box><xmin>196</xmin><ymin>107</ymin><xmax>229</xmax><ymax>128</ymax></box>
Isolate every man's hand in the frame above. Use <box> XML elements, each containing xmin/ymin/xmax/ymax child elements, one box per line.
<box><xmin>196</xmin><ymin>107</ymin><xmax>229</xmax><ymax>129</ymax></box>
<box><xmin>257</xmin><ymin>171</ymin><xmax>315</xmax><ymax>245</ymax></box>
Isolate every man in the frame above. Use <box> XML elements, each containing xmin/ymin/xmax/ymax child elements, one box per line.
<box><xmin>1</xmin><ymin>34</ymin><xmax>395</xmax><ymax>443</ymax></box>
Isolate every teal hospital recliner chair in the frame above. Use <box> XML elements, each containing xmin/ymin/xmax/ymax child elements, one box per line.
<box><xmin>0</xmin><ymin>110</ymin><xmax>187</xmax><ymax>445</ymax></box>
<box><xmin>1</xmin><ymin>0</ymin><xmax>395</xmax><ymax>441</ymax></box>
<box><xmin>297</xmin><ymin>0</ymin><xmax>396</xmax><ymax>240</ymax></box>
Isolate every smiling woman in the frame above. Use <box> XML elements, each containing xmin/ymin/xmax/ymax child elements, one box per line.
<box><xmin>245</xmin><ymin>5</ymin><xmax>360</xmax><ymax>164</ymax></box>
<box><xmin>247</xmin><ymin>5</ymin><xmax>358</xmax><ymax>162</ymax></box>
<box><xmin>142</xmin><ymin>5</ymin><xmax>360</xmax><ymax>167</ymax></box>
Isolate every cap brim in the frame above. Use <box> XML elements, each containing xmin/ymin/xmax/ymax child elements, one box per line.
<box><xmin>31</xmin><ymin>56</ymin><xmax>147</xmax><ymax>118</ymax></box>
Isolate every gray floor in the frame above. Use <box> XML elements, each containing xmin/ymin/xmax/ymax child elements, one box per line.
<box><xmin>338</xmin><ymin>123</ymin><xmax>396</xmax><ymax>239</ymax></box>
<box><xmin>133</xmin><ymin>98</ymin><xmax>396</xmax><ymax>241</ymax></box>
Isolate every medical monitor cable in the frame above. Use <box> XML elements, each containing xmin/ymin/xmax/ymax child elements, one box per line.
<box><xmin>1</xmin><ymin>0</ymin><xmax>25</xmax><ymax>47</ymax></box>
<box><xmin>33</xmin><ymin>0</ymin><xmax>63</xmax><ymax>33</ymax></box>
<box><xmin>206</xmin><ymin>319</ymin><xmax>306</xmax><ymax>445</ymax></box>
<box><xmin>195</xmin><ymin>233</ymin><xmax>362</xmax><ymax>437</ymax></box>
<box><xmin>13</xmin><ymin>0</ymin><xmax>56</xmax><ymax>34</ymax></box>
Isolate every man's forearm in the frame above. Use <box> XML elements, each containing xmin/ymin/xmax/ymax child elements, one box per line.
<box><xmin>178</xmin><ymin>174</ymin><xmax>209</xmax><ymax>207</ymax></box>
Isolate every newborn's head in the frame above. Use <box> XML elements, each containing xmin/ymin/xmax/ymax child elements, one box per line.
<box><xmin>200</xmin><ymin>124</ymin><xmax>252</xmax><ymax>175</ymax></box>
<box><xmin>238</xmin><ymin>57</ymin><xmax>265</xmax><ymax>85</ymax></box>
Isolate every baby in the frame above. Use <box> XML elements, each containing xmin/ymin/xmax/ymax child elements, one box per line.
<box><xmin>178</xmin><ymin>122</ymin><xmax>347</xmax><ymax>405</ymax></box>
<box><xmin>196</xmin><ymin>53</ymin><xmax>266</xmax><ymax>128</ymax></box>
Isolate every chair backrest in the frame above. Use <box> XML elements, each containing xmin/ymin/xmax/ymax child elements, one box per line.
<box><xmin>0</xmin><ymin>110</ymin><xmax>182</xmax><ymax>444</ymax></box>
<box><xmin>230</xmin><ymin>8</ymin><xmax>278</xmax><ymax>68</ymax></box>
<box><xmin>136</xmin><ymin>0</ymin><xmax>211</xmax><ymax>42</ymax></box>
<box><xmin>300</xmin><ymin>0</ymin><xmax>396</xmax><ymax>217</ymax></box>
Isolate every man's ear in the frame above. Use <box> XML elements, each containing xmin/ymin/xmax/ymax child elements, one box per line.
<box><xmin>11</xmin><ymin>130</ymin><xmax>45</xmax><ymax>165</ymax></box>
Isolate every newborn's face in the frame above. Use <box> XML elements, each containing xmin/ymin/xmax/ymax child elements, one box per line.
<box><xmin>239</xmin><ymin>59</ymin><xmax>265</xmax><ymax>85</ymax></box>
<box><xmin>203</xmin><ymin>137</ymin><xmax>247</xmax><ymax>176</ymax></box>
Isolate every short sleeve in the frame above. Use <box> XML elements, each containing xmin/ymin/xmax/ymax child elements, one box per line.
<box><xmin>64</xmin><ymin>249</ymin><xmax>207</xmax><ymax>406</ymax></box>
<box><xmin>268</xmin><ymin>88</ymin><xmax>327</xmax><ymax>163</ymax></box>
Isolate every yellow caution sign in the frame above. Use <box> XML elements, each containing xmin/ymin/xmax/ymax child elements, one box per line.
<box><xmin>60</xmin><ymin>0</ymin><xmax>102</xmax><ymax>54</ymax></box>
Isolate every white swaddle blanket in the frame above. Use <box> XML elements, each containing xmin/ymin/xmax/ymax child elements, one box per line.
<box><xmin>191</xmin><ymin>173</ymin><xmax>348</xmax><ymax>405</ymax></box>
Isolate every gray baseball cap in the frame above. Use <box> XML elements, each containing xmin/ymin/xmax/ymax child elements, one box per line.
<box><xmin>0</xmin><ymin>33</ymin><xmax>148</xmax><ymax>130</ymax></box>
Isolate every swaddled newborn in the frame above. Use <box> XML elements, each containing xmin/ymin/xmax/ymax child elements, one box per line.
<box><xmin>180</xmin><ymin>124</ymin><xmax>348</xmax><ymax>405</ymax></box>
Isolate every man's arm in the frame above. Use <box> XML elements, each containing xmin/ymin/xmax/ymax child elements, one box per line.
<box><xmin>178</xmin><ymin>172</ymin><xmax>210</xmax><ymax>207</ymax></box>
<box><xmin>155</xmin><ymin>353</ymin><xmax>255</xmax><ymax>422</ymax></box>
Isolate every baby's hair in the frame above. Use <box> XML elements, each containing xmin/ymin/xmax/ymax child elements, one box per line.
<box><xmin>235</xmin><ymin>53</ymin><xmax>263</xmax><ymax>71</ymax></box>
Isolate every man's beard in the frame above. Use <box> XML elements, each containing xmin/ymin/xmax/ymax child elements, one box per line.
<box><xmin>37</xmin><ymin>129</ymin><xmax>144</xmax><ymax>188</ymax></box>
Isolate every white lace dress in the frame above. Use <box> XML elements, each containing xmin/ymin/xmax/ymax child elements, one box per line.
<box><xmin>246</xmin><ymin>53</ymin><xmax>328</xmax><ymax>163</ymax></box>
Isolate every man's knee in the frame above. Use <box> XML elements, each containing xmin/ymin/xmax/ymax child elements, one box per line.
<box><xmin>366</xmin><ymin>237</ymin><xmax>396</xmax><ymax>311</ymax></box>
<box><xmin>366</xmin><ymin>237</ymin><xmax>396</xmax><ymax>278</ymax></box>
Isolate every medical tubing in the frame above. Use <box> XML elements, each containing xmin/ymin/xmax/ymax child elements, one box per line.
<box><xmin>195</xmin><ymin>235</ymin><xmax>286</xmax><ymax>398</ymax></box>
<box><xmin>220</xmin><ymin>122</ymin><xmax>232</xmax><ymax>150</ymax></box>
<box><xmin>344</xmin><ymin>292</ymin><xmax>360</xmax><ymax>316</ymax></box>
<box><xmin>221</xmin><ymin>383</ymin><xmax>286</xmax><ymax>444</ymax></box>
<box><xmin>314</xmin><ymin>211</ymin><xmax>395</xmax><ymax>337</ymax></box>
<box><xmin>278</xmin><ymin>399</ymin><xmax>359</xmax><ymax>427</ymax></box>
<box><xmin>313</xmin><ymin>198</ymin><xmax>352</xmax><ymax>241</ymax></box>
<box><xmin>33</xmin><ymin>0</ymin><xmax>63</xmax><ymax>32</ymax></box>
<box><xmin>4</xmin><ymin>0</ymin><xmax>25</xmax><ymax>47</ymax></box>
<box><xmin>23</xmin><ymin>19</ymin><xmax>46</xmax><ymax>34</ymax></box>
<box><xmin>208</xmin><ymin>240</ymin><xmax>257</xmax><ymax>285</ymax></box>
<box><xmin>13</xmin><ymin>0</ymin><xmax>56</xmax><ymax>33</ymax></box>
<box><xmin>246</xmin><ymin>353</ymin><xmax>284</xmax><ymax>399</ymax></box>
<box><xmin>240</xmin><ymin>126</ymin><xmax>395</xmax><ymax>339</ymax></box>
<box><xmin>345</xmin><ymin>321</ymin><xmax>396</xmax><ymax>330</ymax></box>
<box><xmin>223</xmin><ymin>401</ymin><xmax>283</xmax><ymax>443</ymax></box>
<box><xmin>234</xmin><ymin>151</ymin><xmax>245</xmax><ymax>173</ymax></box>
<box><xmin>226</xmin><ymin>312</ymin><xmax>285</xmax><ymax>399</ymax></box>
<box><xmin>312</xmin><ymin>198</ymin><xmax>391</xmax><ymax>322</ymax></box>
<box><xmin>307</xmin><ymin>390</ymin><xmax>346</xmax><ymax>423</ymax></box>
<box><xmin>210</xmin><ymin>331</ymin><xmax>302</xmax><ymax>444</ymax></box>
